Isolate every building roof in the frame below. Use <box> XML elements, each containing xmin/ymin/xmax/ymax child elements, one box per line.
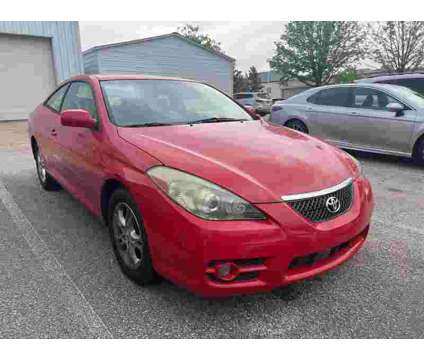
<box><xmin>82</xmin><ymin>32</ymin><xmax>235</xmax><ymax>63</ymax></box>
<box><xmin>258</xmin><ymin>71</ymin><xmax>283</xmax><ymax>83</ymax></box>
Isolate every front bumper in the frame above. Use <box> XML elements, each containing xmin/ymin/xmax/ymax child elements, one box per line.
<box><xmin>132</xmin><ymin>175</ymin><xmax>374</xmax><ymax>297</ymax></box>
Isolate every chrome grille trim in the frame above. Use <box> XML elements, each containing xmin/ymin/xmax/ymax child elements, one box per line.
<box><xmin>283</xmin><ymin>179</ymin><xmax>354</xmax><ymax>222</ymax></box>
<box><xmin>281</xmin><ymin>177</ymin><xmax>353</xmax><ymax>202</ymax></box>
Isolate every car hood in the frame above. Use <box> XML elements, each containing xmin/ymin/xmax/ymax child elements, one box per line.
<box><xmin>117</xmin><ymin>121</ymin><xmax>354</xmax><ymax>203</ymax></box>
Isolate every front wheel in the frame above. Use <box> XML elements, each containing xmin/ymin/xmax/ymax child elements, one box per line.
<box><xmin>413</xmin><ymin>137</ymin><xmax>424</xmax><ymax>165</ymax></box>
<box><xmin>108</xmin><ymin>188</ymin><xmax>157</xmax><ymax>285</ymax></box>
<box><xmin>285</xmin><ymin>119</ymin><xmax>308</xmax><ymax>134</ymax></box>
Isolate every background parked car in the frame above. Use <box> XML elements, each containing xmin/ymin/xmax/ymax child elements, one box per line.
<box><xmin>270</xmin><ymin>83</ymin><xmax>424</xmax><ymax>163</ymax></box>
<box><xmin>356</xmin><ymin>73</ymin><xmax>424</xmax><ymax>95</ymax></box>
<box><xmin>234</xmin><ymin>92</ymin><xmax>272</xmax><ymax>115</ymax></box>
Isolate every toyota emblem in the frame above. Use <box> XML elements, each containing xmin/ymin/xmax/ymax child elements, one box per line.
<box><xmin>326</xmin><ymin>196</ymin><xmax>341</xmax><ymax>213</ymax></box>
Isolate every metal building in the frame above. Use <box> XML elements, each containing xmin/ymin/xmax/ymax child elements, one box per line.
<box><xmin>83</xmin><ymin>33</ymin><xmax>235</xmax><ymax>95</ymax></box>
<box><xmin>0</xmin><ymin>21</ymin><xmax>83</xmax><ymax>121</ymax></box>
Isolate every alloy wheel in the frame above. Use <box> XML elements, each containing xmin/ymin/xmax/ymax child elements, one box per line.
<box><xmin>289</xmin><ymin>121</ymin><xmax>306</xmax><ymax>132</ymax></box>
<box><xmin>36</xmin><ymin>151</ymin><xmax>47</xmax><ymax>183</ymax></box>
<box><xmin>112</xmin><ymin>202</ymin><xmax>144</xmax><ymax>269</ymax></box>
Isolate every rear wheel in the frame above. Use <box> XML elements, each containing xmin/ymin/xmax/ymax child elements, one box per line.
<box><xmin>413</xmin><ymin>137</ymin><xmax>424</xmax><ymax>165</ymax></box>
<box><xmin>108</xmin><ymin>188</ymin><xmax>157</xmax><ymax>285</ymax></box>
<box><xmin>285</xmin><ymin>119</ymin><xmax>308</xmax><ymax>134</ymax></box>
<box><xmin>34</xmin><ymin>146</ymin><xmax>60</xmax><ymax>191</ymax></box>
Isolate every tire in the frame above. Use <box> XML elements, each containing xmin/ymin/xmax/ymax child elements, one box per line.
<box><xmin>108</xmin><ymin>188</ymin><xmax>157</xmax><ymax>285</ymax></box>
<box><xmin>285</xmin><ymin>119</ymin><xmax>308</xmax><ymax>134</ymax></box>
<box><xmin>34</xmin><ymin>146</ymin><xmax>60</xmax><ymax>191</ymax></box>
<box><xmin>413</xmin><ymin>137</ymin><xmax>424</xmax><ymax>165</ymax></box>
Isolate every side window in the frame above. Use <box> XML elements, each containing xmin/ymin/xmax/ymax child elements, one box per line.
<box><xmin>45</xmin><ymin>84</ymin><xmax>70</xmax><ymax>112</ymax></box>
<box><xmin>308</xmin><ymin>88</ymin><xmax>353</xmax><ymax>107</ymax></box>
<box><xmin>352</xmin><ymin>87</ymin><xmax>401</xmax><ymax>111</ymax></box>
<box><xmin>62</xmin><ymin>82</ymin><xmax>98</xmax><ymax>120</ymax></box>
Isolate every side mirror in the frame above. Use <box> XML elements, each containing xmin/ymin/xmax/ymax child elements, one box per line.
<box><xmin>61</xmin><ymin>109</ymin><xmax>96</xmax><ymax>129</ymax></box>
<box><xmin>244</xmin><ymin>105</ymin><xmax>261</xmax><ymax>120</ymax></box>
<box><xmin>386</xmin><ymin>102</ymin><xmax>404</xmax><ymax>116</ymax></box>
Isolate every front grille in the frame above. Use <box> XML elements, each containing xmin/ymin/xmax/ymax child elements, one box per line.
<box><xmin>285</xmin><ymin>181</ymin><xmax>353</xmax><ymax>222</ymax></box>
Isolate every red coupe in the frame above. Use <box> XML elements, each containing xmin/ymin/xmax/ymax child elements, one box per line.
<box><xmin>28</xmin><ymin>75</ymin><xmax>374</xmax><ymax>297</ymax></box>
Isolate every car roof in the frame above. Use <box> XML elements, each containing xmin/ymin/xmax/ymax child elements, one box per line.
<box><xmin>67</xmin><ymin>74</ymin><xmax>198</xmax><ymax>83</ymax></box>
<box><xmin>310</xmin><ymin>83</ymin><xmax>405</xmax><ymax>92</ymax></box>
<box><xmin>357</xmin><ymin>73</ymin><xmax>424</xmax><ymax>83</ymax></box>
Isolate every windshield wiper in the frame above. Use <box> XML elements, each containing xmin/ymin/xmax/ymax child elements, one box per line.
<box><xmin>124</xmin><ymin>122</ymin><xmax>182</xmax><ymax>128</ymax></box>
<box><xmin>189</xmin><ymin>117</ymin><xmax>248</xmax><ymax>124</ymax></box>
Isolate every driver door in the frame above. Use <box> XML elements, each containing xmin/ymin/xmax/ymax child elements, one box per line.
<box><xmin>57</xmin><ymin>81</ymin><xmax>104</xmax><ymax>210</ymax></box>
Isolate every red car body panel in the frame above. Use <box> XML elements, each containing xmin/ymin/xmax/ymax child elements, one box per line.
<box><xmin>117</xmin><ymin>120</ymin><xmax>355</xmax><ymax>203</ymax></box>
<box><xmin>28</xmin><ymin>74</ymin><xmax>374</xmax><ymax>297</ymax></box>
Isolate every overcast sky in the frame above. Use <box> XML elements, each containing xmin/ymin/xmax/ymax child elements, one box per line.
<box><xmin>79</xmin><ymin>21</ymin><xmax>287</xmax><ymax>73</ymax></box>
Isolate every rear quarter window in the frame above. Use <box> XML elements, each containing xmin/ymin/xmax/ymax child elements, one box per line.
<box><xmin>379</xmin><ymin>78</ymin><xmax>424</xmax><ymax>95</ymax></box>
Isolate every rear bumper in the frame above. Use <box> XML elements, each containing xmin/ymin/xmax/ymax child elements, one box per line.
<box><xmin>256</xmin><ymin>104</ymin><xmax>271</xmax><ymax>113</ymax></box>
<box><xmin>133</xmin><ymin>175</ymin><xmax>374</xmax><ymax>297</ymax></box>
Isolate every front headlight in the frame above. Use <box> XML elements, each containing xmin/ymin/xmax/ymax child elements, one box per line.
<box><xmin>147</xmin><ymin>166</ymin><xmax>266</xmax><ymax>220</ymax></box>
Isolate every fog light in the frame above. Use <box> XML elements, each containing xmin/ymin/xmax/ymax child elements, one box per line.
<box><xmin>215</xmin><ymin>262</ymin><xmax>239</xmax><ymax>281</ymax></box>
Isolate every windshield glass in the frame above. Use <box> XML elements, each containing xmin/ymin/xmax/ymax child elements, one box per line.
<box><xmin>101</xmin><ymin>80</ymin><xmax>253</xmax><ymax>127</ymax></box>
<box><xmin>393</xmin><ymin>86</ymin><xmax>424</xmax><ymax>108</ymax></box>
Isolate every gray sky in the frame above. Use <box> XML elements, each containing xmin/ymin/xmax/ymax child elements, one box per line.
<box><xmin>79</xmin><ymin>21</ymin><xmax>287</xmax><ymax>73</ymax></box>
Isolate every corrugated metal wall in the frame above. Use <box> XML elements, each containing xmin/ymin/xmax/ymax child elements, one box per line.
<box><xmin>83</xmin><ymin>50</ymin><xmax>99</xmax><ymax>74</ymax></box>
<box><xmin>0</xmin><ymin>21</ymin><xmax>83</xmax><ymax>83</ymax></box>
<box><xmin>84</xmin><ymin>36</ymin><xmax>233</xmax><ymax>95</ymax></box>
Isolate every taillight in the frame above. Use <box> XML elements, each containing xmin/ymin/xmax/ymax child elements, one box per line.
<box><xmin>272</xmin><ymin>105</ymin><xmax>283</xmax><ymax>112</ymax></box>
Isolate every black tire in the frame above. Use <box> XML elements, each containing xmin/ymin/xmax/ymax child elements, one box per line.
<box><xmin>285</xmin><ymin>119</ymin><xmax>308</xmax><ymax>134</ymax></box>
<box><xmin>413</xmin><ymin>137</ymin><xmax>424</xmax><ymax>165</ymax></box>
<box><xmin>108</xmin><ymin>188</ymin><xmax>157</xmax><ymax>285</ymax></box>
<box><xmin>34</xmin><ymin>145</ymin><xmax>61</xmax><ymax>191</ymax></box>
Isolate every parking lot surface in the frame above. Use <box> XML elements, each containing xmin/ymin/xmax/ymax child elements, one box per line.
<box><xmin>1</xmin><ymin>121</ymin><xmax>424</xmax><ymax>338</ymax></box>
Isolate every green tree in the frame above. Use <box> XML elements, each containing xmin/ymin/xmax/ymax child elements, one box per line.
<box><xmin>233</xmin><ymin>69</ymin><xmax>248</xmax><ymax>93</ymax></box>
<box><xmin>270</xmin><ymin>21</ymin><xmax>367</xmax><ymax>87</ymax></box>
<box><xmin>177</xmin><ymin>24</ymin><xmax>223</xmax><ymax>53</ymax></box>
<box><xmin>337</xmin><ymin>68</ymin><xmax>359</xmax><ymax>83</ymax></box>
<box><xmin>247</xmin><ymin>66</ymin><xmax>263</xmax><ymax>92</ymax></box>
<box><xmin>369</xmin><ymin>21</ymin><xmax>424</xmax><ymax>73</ymax></box>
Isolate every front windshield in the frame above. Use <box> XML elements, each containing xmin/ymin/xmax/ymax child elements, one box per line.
<box><xmin>393</xmin><ymin>86</ymin><xmax>424</xmax><ymax>108</ymax></box>
<box><xmin>100</xmin><ymin>80</ymin><xmax>253</xmax><ymax>127</ymax></box>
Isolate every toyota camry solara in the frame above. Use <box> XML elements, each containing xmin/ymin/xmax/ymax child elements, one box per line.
<box><xmin>28</xmin><ymin>75</ymin><xmax>374</xmax><ymax>297</ymax></box>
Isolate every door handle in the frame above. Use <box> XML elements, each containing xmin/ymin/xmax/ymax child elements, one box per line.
<box><xmin>350</xmin><ymin>111</ymin><xmax>359</xmax><ymax>116</ymax></box>
<box><xmin>51</xmin><ymin>129</ymin><xmax>57</xmax><ymax>136</ymax></box>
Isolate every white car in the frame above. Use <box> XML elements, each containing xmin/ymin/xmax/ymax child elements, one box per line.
<box><xmin>234</xmin><ymin>92</ymin><xmax>272</xmax><ymax>115</ymax></box>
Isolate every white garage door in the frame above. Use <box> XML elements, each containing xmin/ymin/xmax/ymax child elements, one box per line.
<box><xmin>0</xmin><ymin>34</ymin><xmax>56</xmax><ymax>121</ymax></box>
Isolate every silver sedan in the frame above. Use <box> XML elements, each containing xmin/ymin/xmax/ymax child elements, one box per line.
<box><xmin>269</xmin><ymin>83</ymin><xmax>424</xmax><ymax>163</ymax></box>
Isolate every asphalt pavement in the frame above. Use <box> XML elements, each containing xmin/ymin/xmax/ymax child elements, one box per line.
<box><xmin>1</xmin><ymin>141</ymin><xmax>424</xmax><ymax>338</ymax></box>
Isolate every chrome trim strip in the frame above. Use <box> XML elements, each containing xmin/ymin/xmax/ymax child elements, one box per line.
<box><xmin>281</xmin><ymin>177</ymin><xmax>353</xmax><ymax>202</ymax></box>
<box><xmin>328</xmin><ymin>140</ymin><xmax>412</xmax><ymax>158</ymax></box>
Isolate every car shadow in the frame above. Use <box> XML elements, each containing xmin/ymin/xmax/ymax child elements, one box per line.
<box><xmin>343</xmin><ymin>149</ymin><xmax>422</xmax><ymax>170</ymax></box>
